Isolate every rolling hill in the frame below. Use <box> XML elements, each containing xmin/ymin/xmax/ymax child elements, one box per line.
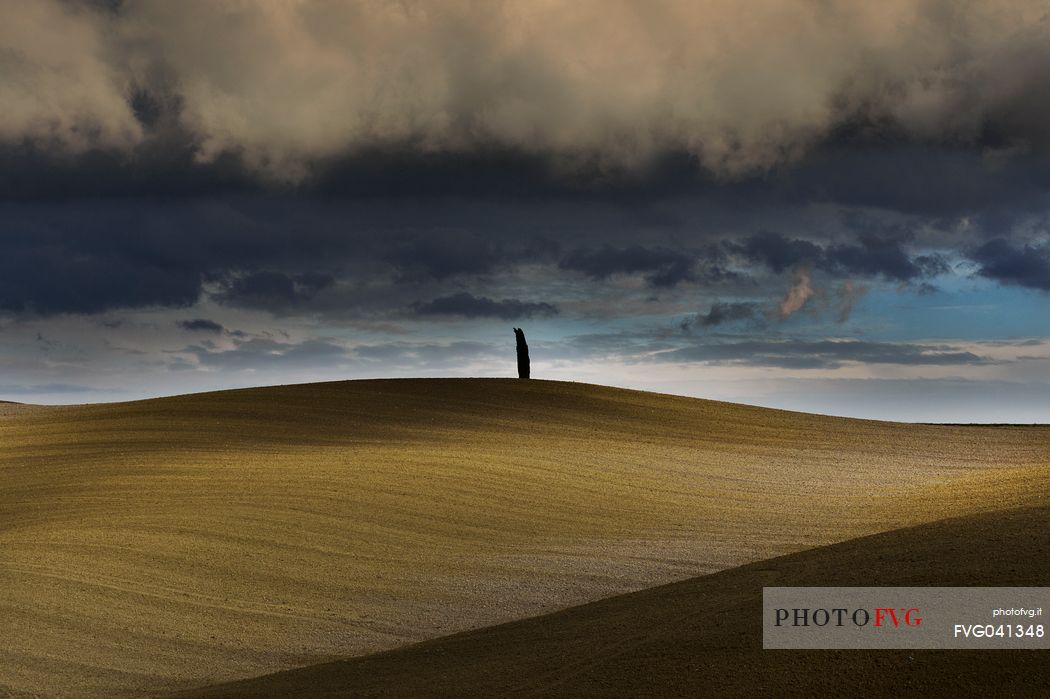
<box><xmin>2</xmin><ymin>379</ymin><xmax>1048</xmax><ymax>696</ymax></box>
<box><xmin>182</xmin><ymin>504</ymin><xmax>1050</xmax><ymax>698</ymax></box>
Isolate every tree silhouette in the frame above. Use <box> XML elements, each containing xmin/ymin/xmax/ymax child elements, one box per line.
<box><xmin>514</xmin><ymin>328</ymin><xmax>530</xmax><ymax>379</ymax></box>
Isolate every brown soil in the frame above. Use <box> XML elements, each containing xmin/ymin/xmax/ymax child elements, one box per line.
<box><xmin>182</xmin><ymin>505</ymin><xmax>1050</xmax><ymax>698</ymax></box>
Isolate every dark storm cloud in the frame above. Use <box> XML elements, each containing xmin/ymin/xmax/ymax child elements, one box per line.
<box><xmin>656</xmin><ymin>340</ymin><xmax>990</xmax><ymax>369</ymax></box>
<box><xmin>825</xmin><ymin>212</ymin><xmax>952</xmax><ymax>280</ymax></box>
<box><xmin>733</xmin><ymin>231</ymin><xmax>948</xmax><ymax>282</ymax></box>
<box><xmin>0</xmin><ymin>200</ymin><xmax>346</xmax><ymax>315</ymax></box>
<box><xmin>825</xmin><ymin>235</ymin><xmax>923</xmax><ymax>281</ymax></box>
<box><xmin>970</xmin><ymin>238</ymin><xmax>1050</xmax><ymax>291</ymax></box>
<box><xmin>0</xmin><ymin>200</ymin><xmax>565</xmax><ymax>316</ymax></box>
<box><xmin>559</xmin><ymin>246</ymin><xmax>696</xmax><ymax>288</ymax></box>
<box><xmin>178</xmin><ymin>318</ymin><xmax>224</xmax><ymax>333</ymax></box>
<box><xmin>413</xmin><ymin>293</ymin><xmax>558</xmax><ymax>320</ymax></box>
<box><xmin>384</xmin><ymin>234</ymin><xmax>507</xmax><ymax>281</ymax></box>
<box><xmin>0</xmin><ymin>182</ymin><xmax>1031</xmax><ymax>322</ymax></box>
<box><xmin>681</xmin><ymin>302</ymin><xmax>759</xmax><ymax>331</ymax></box>
<box><xmin>1</xmin><ymin>8</ymin><xmax>1047</xmax><ymax>320</ymax></box>
<box><xmin>732</xmin><ymin>232</ymin><xmax>822</xmax><ymax>274</ymax></box>
<box><xmin>213</xmin><ymin>271</ymin><xmax>336</xmax><ymax>309</ymax></box>
<box><xmin>0</xmin><ymin>235</ymin><xmax>202</xmax><ymax>314</ymax></box>
<box><xmin>782</xmin><ymin>147</ymin><xmax>1050</xmax><ymax>217</ymax></box>
<box><xmin>3</xmin><ymin>0</ymin><xmax>1050</xmax><ymax>277</ymax></box>
<box><xmin>0</xmin><ymin>138</ymin><xmax>256</xmax><ymax>201</ymax></box>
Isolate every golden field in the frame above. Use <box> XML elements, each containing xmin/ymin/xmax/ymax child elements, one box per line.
<box><xmin>186</xmin><ymin>505</ymin><xmax>1050</xmax><ymax>698</ymax></box>
<box><xmin>2</xmin><ymin>379</ymin><xmax>1048</xmax><ymax>696</ymax></box>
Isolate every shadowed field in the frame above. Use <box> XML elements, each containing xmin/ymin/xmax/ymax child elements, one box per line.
<box><xmin>182</xmin><ymin>505</ymin><xmax>1050</xmax><ymax>698</ymax></box>
<box><xmin>2</xmin><ymin>379</ymin><xmax>1049</xmax><ymax>696</ymax></box>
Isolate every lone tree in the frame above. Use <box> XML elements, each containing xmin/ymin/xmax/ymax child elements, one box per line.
<box><xmin>514</xmin><ymin>327</ymin><xmax>530</xmax><ymax>379</ymax></box>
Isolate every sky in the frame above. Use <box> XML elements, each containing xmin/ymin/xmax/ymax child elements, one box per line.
<box><xmin>3</xmin><ymin>0</ymin><xmax>1050</xmax><ymax>422</ymax></box>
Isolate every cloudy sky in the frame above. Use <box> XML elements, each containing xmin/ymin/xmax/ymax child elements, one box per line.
<box><xmin>3</xmin><ymin>0</ymin><xmax>1050</xmax><ymax>421</ymax></box>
